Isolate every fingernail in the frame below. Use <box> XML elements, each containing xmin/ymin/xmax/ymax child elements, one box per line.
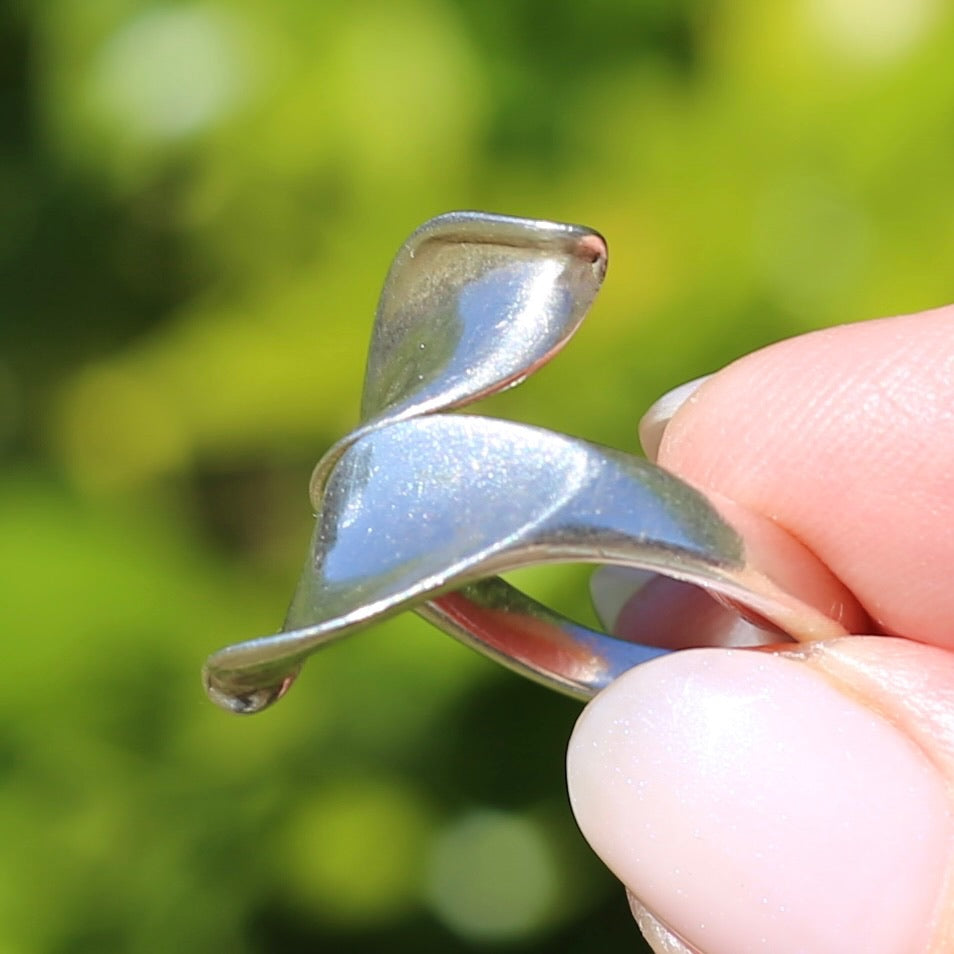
<box><xmin>627</xmin><ymin>894</ymin><xmax>700</xmax><ymax>954</ymax></box>
<box><xmin>589</xmin><ymin>566</ymin><xmax>656</xmax><ymax>631</ymax></box>
<box><xmin>567</xmin><ymin>650</ymin><xmax>950</xmax><ymax>954</ymax></box>
<box><xmin>638</xmin><ymin>375</ymin><xmax>711</xmax><ymax>461</ymax></box>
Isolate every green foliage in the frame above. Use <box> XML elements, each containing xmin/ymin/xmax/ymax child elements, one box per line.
<box><xmin>2</xmin><ymin>0</ymin><xmax>953</xmax><ymax>950</ymax></box>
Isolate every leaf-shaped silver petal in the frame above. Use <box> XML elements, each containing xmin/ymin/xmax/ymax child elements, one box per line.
<box><xmin>361</xmin><ymin>211</ymin><xmax>607</xmax><ymax>421</ymax></box>
<box><xmin>309</xmin><ymin>213</ymin><xmax>606</xmax><ymax>503</ymax></box>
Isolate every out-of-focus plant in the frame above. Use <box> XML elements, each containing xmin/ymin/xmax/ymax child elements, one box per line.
<box><xmin>2</xmin><ymin>0</ymin><xmax>953</xmax><ymax>950</ymax></box>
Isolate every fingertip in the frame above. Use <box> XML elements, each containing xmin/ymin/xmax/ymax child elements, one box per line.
<box><xmin>649</xmin><ymin>310</ymin><xmax>954</xmax><ymax>646</ymax></box>
<box><xmin>567</xmin><ymin>649</ymin><xmax>950</xmax><ymax>954</ymax></box>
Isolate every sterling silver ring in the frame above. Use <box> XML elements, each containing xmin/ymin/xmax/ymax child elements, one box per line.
<box><xmin>203</xmin><ymin>211</ymin><xmax>868</xmax><ymax>714</ymax></box>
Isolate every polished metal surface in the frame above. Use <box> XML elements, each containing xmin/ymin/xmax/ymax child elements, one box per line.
<box><xmin>203</xmin><ymin>211</ymin><xmax>868</xmax><ymax>714</ymax></box>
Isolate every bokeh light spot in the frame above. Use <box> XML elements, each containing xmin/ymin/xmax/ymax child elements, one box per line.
<box><xmin>806</xmin><ymin>0</ymin><xmax>940</xmax><ymax>63</ymax></box>
<box><xmin>423</xmin><ymin>808</ymin><xmax>561</xmax><ymax>942</ymax></box>
<box><xmin>86</xmin><ymin>5</ymin><xmax>249</xmax><ymax>142</ymax></box>
<box><xmin>278</xmin><ymin>778</ymin><xmax>432</xmax><ymax>927</ymax></box>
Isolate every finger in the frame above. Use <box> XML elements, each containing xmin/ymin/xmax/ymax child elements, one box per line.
<box><xmin>649</xmin><ymin>306</ymin><xmax>954</xmax><ymax>646</ymax></box>
<box><xmin>567</xmin><ymin>642</ymin><xmax>954</xmax><ymax>954</ymax></box>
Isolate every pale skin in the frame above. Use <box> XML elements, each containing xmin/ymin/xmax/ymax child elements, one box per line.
<box><xmin>566</xmin><ymin>305</ymin><xmax>954</xmax><ymax>954</ymax></box>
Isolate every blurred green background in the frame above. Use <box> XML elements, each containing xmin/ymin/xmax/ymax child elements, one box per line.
<box><xmin>2</xmin><ymin>0</ymin><xmax>953</xmax><ymax>951</ymax></box>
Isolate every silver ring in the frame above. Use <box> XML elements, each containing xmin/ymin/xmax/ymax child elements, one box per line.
<box><xmin>203</xmin><ymin>212</ymin><xmax>867</xmax><ymax>714</ymax></box>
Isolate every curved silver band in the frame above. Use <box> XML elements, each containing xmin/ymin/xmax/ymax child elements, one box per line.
<box><xmin>203</xmin><ymin>212</ymin><xmax>867</xmax><ymax>714</ymax></box>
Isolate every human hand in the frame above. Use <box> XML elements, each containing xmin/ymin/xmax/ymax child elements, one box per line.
<box><xmin>567</xmin><ymin>306</ymin><xmax>954</xmax><ymax>954</ymax></box>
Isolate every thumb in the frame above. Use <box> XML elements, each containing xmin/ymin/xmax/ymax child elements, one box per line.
<box><xmin>567</xmin><ymin>640</ymin><xmax>954</xmax><ymax>954</ymax></box>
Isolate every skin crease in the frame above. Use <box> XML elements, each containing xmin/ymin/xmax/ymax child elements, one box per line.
<box><xmin>566</xmin><ymin>306</ymin><xmax>954</xmax><ymax>954</ymax></box>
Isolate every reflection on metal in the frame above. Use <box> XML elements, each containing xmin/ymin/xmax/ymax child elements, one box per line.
<box><xmin>203</xmin><ymin>211</ymin><xmax>866</xmax><ymax>713</ymax></box>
